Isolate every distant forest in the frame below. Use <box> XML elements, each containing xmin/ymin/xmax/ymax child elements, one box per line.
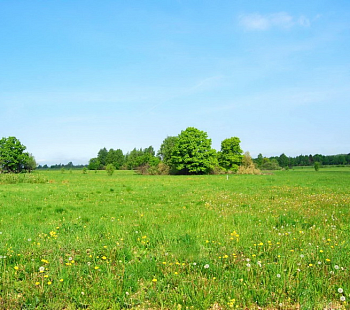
<box><xmin>38</xmin><ymin>151</ymin><xmax>350</xmax><ymax>170</ymax></box>
<box><xmin>36</xmin><ymin>127</ymin><xmax>350</xmax><ymax>173</ymax></box>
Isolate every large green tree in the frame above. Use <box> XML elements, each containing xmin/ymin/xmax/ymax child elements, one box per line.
<box><xmin>0</xmin><ymin>136</ymin><xmax>30</xmax><ymax>173</ymax></box>
<box><xmin>157</xmin><ymin>136</ymin><xmax>178</xmax><ymax>166</ymax></box>
<box><xmin>217</xmin><ymin>137</ymin><xmax>243</xmax><ymax>171</ymax></box>
<box><xmin>170</xmin><ymin>127</ymin><xmax>216</xmax><ymax>175</ymax></box>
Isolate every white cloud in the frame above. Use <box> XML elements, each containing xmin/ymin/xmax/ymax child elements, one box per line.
<box><xmin>239</xmin><ymin>13</ymin><xmax>270</xmax><ymax>30</ymax></box>
<box><xmin>239</xmin><ymin>12</ymin><xmax>310</xmax><ymax>31</ymax></box>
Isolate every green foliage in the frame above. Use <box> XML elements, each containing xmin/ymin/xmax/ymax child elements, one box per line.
<box><xmin>170</xmin><ymin>127</ymin><xmax>217</xmax><ymax>175</ymax></box>
<box><xmin>106</xmin><ymin>148</ymin><xmax>124</xmax><ymax>169</ymax></box>
<box><xmin>278</xmin><ymin>153</ymin><xmax>289</xmax><ymax>168</ymax></box>
<box><xmin>97</xmin><ymin>147</ymin><xmax>108</xmax><ymax>167</ymax></box>
<box><xmin>88</xmin><ymin>157</ymin><xmax>101</xmax><ymax>170</ymax></box>
<box><xmin>314</xmin><ymin>161</ymin><xmax>320</xmax><ymax>171</ymax></box>
<box><xmin>158</xmin><ymin>136</ymin><xmax>178</xmax><ymax>166</ymax></box>
<box><xmin>0</xmin><ymin>136</ymin><xmax>30</xmax><ymax>173</ymax></box>
<box><xmin>126</xmin><ymin>147</ymin><xmax>157</xmax><ymax>170</ymax></box>
<box><xmin>24</xmin><ymin>153</ymin><xmax>37</xmax><ymax>172</ymax></box>
<box><xmin>105</xmin><ymin>163</ymin><xmax>115</xmax><ymax>176</ymax></box>
<box><xmin>217</xmin><ymin>137</ymin><xmax>243</xmax><ymax>171</ymax></box>
<box><xmin>260</xmin><ymin>158</ymin><xmax>281</xmax><ymax>170</ymax></box>
<box><xmin>255</xmin><ymin>153</ymin><xmax>264</xmax><ymax>167</ymax></box>
<box><xmin>82</xmin><ymin>167</ymin><xmax>88</xmax><ymax>174</ymax></box>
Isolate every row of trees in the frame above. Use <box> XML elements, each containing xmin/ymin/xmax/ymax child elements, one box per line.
<box><xmin>254</xmin><ymin>153</ymin><xmax>350</xmax><ymax>169</ymax></box>
<box><xmin>2</xmin><ymin>131</ymin><xmax>349</xmax><ymax>174</ymax></box>
<box><xmin>38</xmin><ymin>162</ymin><xmax>87</xmax><ymax>170</ymax></box>
<box><xmin>89</xmin><ymin>127</ymin><xmax>243</xmax><ymax>175</ymax></box>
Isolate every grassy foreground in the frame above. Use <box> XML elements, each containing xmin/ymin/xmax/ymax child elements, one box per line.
<box><xmin>0</xmin><ymin>169</ymin><xmax>349</xmax><ymax>309</ymax></box>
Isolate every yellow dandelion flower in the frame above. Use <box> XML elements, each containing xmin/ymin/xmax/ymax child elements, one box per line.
<box><xmin>35</xmin><ymin>282</ymin><xmax>40</xmax><ymax>285</ymax></box>
<box><xmin>102</xmin><ymin>256</ymin><xmax>107</xmax><ymax>260</ymax></box>
<box><xmin>59</xmin><ymin>279</ymin><xmax>64</xmax><ymax>282</ymax></box>
<box><xmin>14</xmin><ymin>266</ymin><xmax>19</xmax><ymax>270</ymax></box>
<box><xmin>47</xmin><ymin>281</ymin><xmax>52</xmax><ymax>285</ymax></box>
<box><xmin>94</xmin><ymin>266</ymin><xmax>99</xmax><ymax>270</ymax></box>
<box><xmin>152</xmin><ymin>278</ymin><xmax>157</xmax><ymax>282</ymax></box>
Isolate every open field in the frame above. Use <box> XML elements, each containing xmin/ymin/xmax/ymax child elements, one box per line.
<box><xmin>0</xmin><ymin>169</ymin><xmax>349</xmax><ymax>309</ymax></box>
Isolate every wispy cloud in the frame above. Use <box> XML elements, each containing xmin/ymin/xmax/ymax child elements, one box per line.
<box><xmin>239</xmin><ymin>12</ymin><xmax>310</xmax><ymax>31</ymax></box>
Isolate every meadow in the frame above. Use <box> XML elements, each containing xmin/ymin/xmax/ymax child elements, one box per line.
<box><xmin>0</xmin><ymin>168</ymin><xmax>349</xmax><ymax>309</ymax></box>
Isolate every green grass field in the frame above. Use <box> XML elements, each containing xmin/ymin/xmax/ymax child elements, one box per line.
<box><xmin>0</xmin><ymin>168</ymin><xmax>349</xmax><ymax>309</ymax></box>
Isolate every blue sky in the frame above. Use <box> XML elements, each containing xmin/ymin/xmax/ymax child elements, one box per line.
<box><xmin>1</xmin><ymin>1</ymin><xmax>349</xmax><ymax>165</ymax></box>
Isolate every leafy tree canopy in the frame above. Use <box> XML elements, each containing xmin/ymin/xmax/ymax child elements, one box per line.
<box><xmin>0</xmin><ymin>136</ymin><xmax>30</xmax><ymax>173</ymax></box>
<box><xmin>170</xmin><ymin>127</ymin><xmax>217</xmax><ymax>175</ymax></box>
<box><xmin>157</xmin><ymin>136</ymin><xmax>178</xmax><ymax>166</ymax></box>
<box><xmin>217</xmin><ymin>137</ymin><xmax>243</xmax><ymax>171</ymax></box>
<box><xmin>106</xmin><ymin>148</ymin><xmax>124</xmax><ymax>169</ymax></box>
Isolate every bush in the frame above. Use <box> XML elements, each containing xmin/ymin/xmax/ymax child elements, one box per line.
<box><xmin>260</xmin><ymin>159</ymin><xmax>281</xmax><ymax>170</ymax></box>
<box><xmin>106</xmin><ymin>164</ymin><xmax>115</xmax><ymax>176</ymax></box>
<box><xmin>210</xmin><ymin>165</ymin><xmax>227</xmax><ymax>175</ymax></box>
<box><xmin>314</xmin><ymin>162</ymin><xmax>320</xmax><ymax>171</ymax></box>
<box><xmin>136</xmin><ymin>162</ymin><xmax>170</xmax><ymax>175</ymax></box>
<box><xmin>237</xmin><ymin>152</ymin><xmax>261</xmax><ymax>175</ymax></box>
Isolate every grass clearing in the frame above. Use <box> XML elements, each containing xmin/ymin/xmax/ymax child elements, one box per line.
<box><xmin>0</xmin><ymin>169</ymin><xmax>349</xmax><ymax>309</ymax></box>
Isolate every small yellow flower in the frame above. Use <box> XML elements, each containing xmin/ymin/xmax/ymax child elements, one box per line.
<box><xmin>102</xmin><ymin>256</ymin><xmax>107</xmax><ymax>260</ymax></box>
<box><xmin>35</xmin><ymin>282</ymin><xmax>40</xmax><ymax>285</ymax></box>
<box><xmin>309</xmin><ymin>264</ymin><xmax>313</xmax><ymax>267</ymax></box>
<box><xmin>14</xmin><ymin>266</ymin><xmax>19</xmax><ymax>270</ymax></box>
<box><xmin>320</xmin><ymin>250</ymin><xmax>324</xmax><ymax>253</ymax></box>
<box><xmin>44</xmin><ymin>275</ymin><xmax>49</xmax><ymax>278</ymax></box>
<box><xmin>47</xmin><ymin>281</ymin><xmax>52</xmax><ymax>285</ymax></box>
<box><xmin>152</xmin><ymin>278</ymin><xmax>157</xmax><ymax>282</ymax></box>
<box><xmin>59</xmin><ymin>279</ymin><xmax>64</xmax><ymax>282</ymax></box>
<box><xmin>94</xmin><ymin>266</ymin><xmax>99</xmax><ymax>270</ymax></box>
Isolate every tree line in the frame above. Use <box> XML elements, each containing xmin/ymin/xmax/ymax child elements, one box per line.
<box><xmin>1</xmin><ymin>130</ymin><xmax>349</xmax><ymax>174</ymax></box>
<box><xmin>88</xmin><ymin>127</ymin><xmax>243</xmax><ymax>175</ymax></box>
<box><xmin>255</xmin><ymin>153</ymin><xmax>350</xmax><ymax>170</ymax></box>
